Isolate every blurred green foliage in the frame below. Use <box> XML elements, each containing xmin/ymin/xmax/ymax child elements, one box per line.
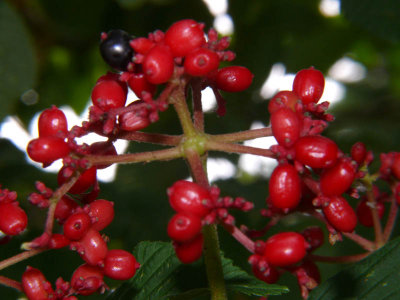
<box><xmin>1</xmin><ymin>0</ymin><xmax>400</xmax><ymax>299</ymax></box>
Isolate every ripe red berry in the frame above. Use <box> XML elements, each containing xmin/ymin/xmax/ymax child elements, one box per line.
<box><xmin>27</xmin><ymin>137</ymin><xmax>70</xmax><ymax>165</ymax></box>
<box><xmin>174</xmin><ymin>233</ymin><xmax>203</xmax><ymax>264</ymax></box>
<box><xmin>48</xmin><ymin>233</ymin><xmax>70</xmax><ymax>249</ymax></box>
<box><xmin>38</xmin><ymin>106</ymin><xmax>68</xmax><ymax>138</ymax></box>
<box><xmin>0</xmin><ymin>202</ymin><xmax>28</xmax><ymax>235</ymax></box>
<box><xmin>351</xmin><ymin>142</ymin><xmax>367</xmax><ymax>165</ymax></box>
<box><xmin>167</xmin><ymin>213</ymin><xmax>202</xmax><ymax>243</ymax></box>
<box><xmin>216</xmin><ymin>66</ymin><xmax>253</xmax><ymax>92</ymax></box>
<box><xmin>295</xmin><ymin>135</ymin><xmax>339</xmax><ymax>169</ymax></box>
<box><xmin>292</xmin><ymin>67</ymin><xmax>325</xmax><ymax>105</ymax></box>
<box><xmin>252</xmin><ymin>265</ymin><xmax>280</xmax><ymax>284</ymax></box>
<box><xmin>127</xmin><ymin>73</ymin><xmax>156</xmax><ymax>99</ymax></box>
<box><xmin>301</xmin><ymin>226</ymin><xmax>324</xmax><ymax>252</ymax></box>
<box><xmin>270</xmin><ymin>107</ymin><xmax>301</xmax><ymax>148</ymax></box>
<box><xmin>91</xmin><ymin>78</ymin><xmax>127</xmax><ymax>111</ymax></box>
<box><xmin>76</xmin><ymin>228</ymin><xmax>108</xmax><ymax>266</ymax></box>
<box><xmin>55</xmin><ymin>196</ymin><xmax>79</xmax><ymax>223</ymax></box>
<box><xmin>184</xmin><ymin>48</ymin><xmax>220</xmax><ymax>76</ymax></box>
<box><xmin>57</xmin><ymin>166</ymin><xmax>97</xmax><ymax>194</ymax></box>
<box><xmin>264</xmin><ymin>232</ymin><xmax>307</xmax><ymax>267</ymax></box>
<box><xmin>392</xmin><ymin>153</ymin><xmax>400</xmax><ymax>180</ymax></box>
<box><xmin>268</xmin><ymin>90</ymin><xmax>299</xmax><ymax>114</ymax></box>
<box><xmin>296</xmin><ymin>260</ymin><xmax>321</xmax><ymax>285</ymax></box>
<box><xmin>71</xmin><ymin>264</ymin><xmax>104</xmax><ymax>296</ymax></box>
<box><xmin>164</xmin><ymin>19</ymin><xmax>206</xmax><ymax>57</ymax></box>
<box><xmin>22</xmin><ymin>266</ymin><xmax>54</xmax><ymax>300</ymax></box>
<box><xmin>88</xmin><ymin>199</ymin><xmax>115</xmax><ymax>231</ymax></box>
<box><xmin>320</xmin><ymin>158</ymin><xmax>356</xmax><ymax>196</ymax></box>
<box><xmin>143</xmin><ymin>45</ymin><xmax>174</xmax><ymax>84</ymax></box>
<box><xmin>130</xmin><ymin>37</ymin><xmax>155</xmax><ymax>54</ymax></box>
<box><xmin>63</xmin><ymin>212</ymin><xmax>92</xmax><ymax>241</ymax></box>
<box><xmin>168</xmin><ymin>180</ymin><xmax>211</xmax><ymax>217</ymax></box>
<box><xmin>356</xmin><ymin>199</ymin><xmax>385</xmax><ymax>227</ymax></box>
<box><xmin>118</xmin><ymin>101</ymin><xmax>150</xmax><ymax>132</ymax></box>
<box><xmin>103</xmin><ymin>249</ymin><xmax>140</xmax><ymax>280</ymax></box>
<box><xmin>268</xmin><ymin>163</ymin><xmax>301</xmax><ymax>210</ymax></box>
<box><xmin>323</xmin><ymin>196</ymin><xmax>357</xmax><ymax>232</ymax></box>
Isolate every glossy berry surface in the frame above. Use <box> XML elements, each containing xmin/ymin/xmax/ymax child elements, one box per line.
<box><xmin>184</xmin><ymin>48</ymin><xmax>220</xmax><ymax>76</ymax></box>
<box><xmin>127</xmin><ymin>73</ymin><xmax>156</xmax><ymax>99</ymax></box>
<box><xmin>168</xmin><ymin>180</ymin><xmax>211</xmax><ymax>217</ymax></box>
<box><xmin>0</xmin><ymin>202</ymin><xmax>28</xmax><ymax>235</ymax></box>
<box><xmin>130</xmin><ymin>37</ymin><xmax>155</xmax><ymax>54</ymax></box>
<box><xmin>320</xmin><ymin>158</ymin><xmax>356</xmax><ymax>196</ymax></box>
<box><xmin>167</xmin><ymin>212</ymin><xmax>202</xmax><ymax>243</ymax></box>
<box><xmin>100</xmin><ymin>29</ymin><xmax>133</xmax><ymax>71</ymax></box>
<box><xmin>71</xmin><ymin>263</ymin><xmax>104</xmax><ymax>296</ymax></box>
<box><xmin>174</xmin><ymin>233</ymin><xmax>203</xmax><ymax>264</ymax></box>
<box><xmin>27</xmin><ymin>136</ymin><xmax>70</xmax><ymax>164</ymax></box>
<box><xmin>268</xmin><ymin>90</ymin><xmax>299</xmax><ymax>114</ymax></box>
<box><xmin>91</xmin><ymin>78</ymin><xmax>127</xmax><ymax>112</ymax></box>
<box><xmin>295</xmin><ymin>135</ymin><xmax>339</xmax><ymax>169</ymax></box>
<box><xmin>103</xmin><ymin>249</ymin><xmax>140</xmax><ymax>280</ymax></box>
<box><xmin>77</xmin><ymin>228</ymin><xmax>108</xmax><ymax>266</ymax></box>
<box><xmin>270</xmin><ymin>107</ymin><xmax>301</xmax><ymax>148</ymax></box>
<box><xmin>48</xmin><ymin>233</ymin><xmax>70</xmax><ymax>249</ymax></box>
<box><xmin>264</xmin><ymin>232</ymin><xmax>307</xmax><ymax>267</ymax></box>
<box><xmin>292</xmin><ymin>67</ymin><xmax>325</xmax><ymax>104</ymax></box>
<box><xmin>323</xmin><ymin>196</ymin><xmax>357</xmax><ymax>232</ymax></box>
<box><xmin>54</xmin><ymin>196</ymin><xmax>78</xmax><ymax>223</ymax></box>
<box><xmin>88</xmin><ymin>199</ymin><xmax>115</xmax><ymax>231</ymax></box>
<box><xmin>63</xmin><ymin>212</ymin><xmax>92</xmax><ymax>241</ymax></box>
<box><xmin>356</xmin><ymin>199</ymin><xmax>385</xmax><ymax>227</ymax></box>
<box><xmin>58</xmin><ymin>166</ymin><xmax>97</xmax><ymax>194</ymax></box>
<box><xmin>38</xmin><ymin>106</ymin><xmax>68</xmax><ymax>137</ymax></box>
<box><xmin>269</xmin><ymin>163</ymin><xmax>301</xmax><ymax>210</ymax></box>
<box><xmin>164</xmin><ymin>19</ymin><xmax>206</xmax><ymax>57</ymax></box>
<box><xmin>22</xmin><ymin>266</ymin><xmax>54</xmax><ymax>300</ymax></box>
<box><xmin>351</xmin><ymin>142</ymin><xmax>367</xmax><ymax>165</ymax></box>
<box><xmin>216</xmin><ymin>66</ymin><xmax>253</xmax><ymax>92</ymax></box>
<box><xmin>143</xmin><ymin>45</ymin><xmax>174</xmax><ymax>84</ymax></box>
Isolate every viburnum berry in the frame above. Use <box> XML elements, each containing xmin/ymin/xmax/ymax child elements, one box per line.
<box><xmin>118</xmin><ymin>101</ymin><xmax>150</xmax><ymax>132</ymax></box>
<box><xmin>173</xmin><ymin>233</ymin><xmax>204</xmax><ymax>264</ymax></box>
<box><xmin>0</xmin><ymin>202</ymin><xmax>28</xmax><ymax>235</ymax></box>
<box><xmin>295</xmin><ymin>135</ymin><xmax>339</xmax><ymax>169</ymax></box>
<box><xmin>75</xmin><ymin>228</ymin><xmax>108</xmax><ymax>266</ymax></box>
<box><xmin>184</xmin><ymin>48</ymin><xmax>220</xmax><ymax>76</ymax></box>
<box><xmin>268</xmin><ymin>90</ymin><xmax>299</xmax><ymax>114</ymax></box>
<box><xmin>87</xmin><ymin>199</ymin><xmax>115</xmax><ymax>231</ymax></box>
<box><xmin>270</xmin><ymin>107</ymin><xmax>301</xmax><ymax>148</ymax></box>
<box><xmin>103</xmin><ymin>249</ymin><xmax>140</xmax><ymax>280</ymax></box>
<box><xmin>63</xmin><ymin>212</ymin><xmax>92</xmax><ymax>241</ymax></box>
<box><xmin>130</xmin><ymin>37</ymin><xmax>155</xmax><ymax>54</ymax></box>
<box><xmin>252</xmin><ymin>264</ymin><xmax>280</xmax><ymax>284</ymax></box>
<box><xmin>89</xmin><ymin>141</ymin><xmax>118</xmax><ymax>169</ymax></box>
<box><xmin>57</xmin><ymin>166</ymin><xmax>97</xmax><ymax>194</ymax></box>
<box><xmin>164</xmin><ymin>19</ymin><xmax>206</xmax><ymax>57</ymax></box>
<box><xmin>320</xmin><ymin>158</ymin><xmax>357</xmax><ymax>196</ymax></box>
<box><xmin>127</xmin><ymin>73</ymin><xmax>156</xmax><ymax>99</ymax></box>
<box><xmin>264</xmin><ymin>232</ymin><xmax>307</xmax><ymax>267</ymax></box>
<box><xmin>351</xmin><ymin>142</ymin><xmax>367</xmax><ymax>165</ymax></box>
<box><xmin>356</xmin><ymin>199</ymin><xmax>385</xmax><ymax>227</ymax></box>
<box><xmin>301</xmin><ymin>226</ymin><xmax>324</xmax><ymax>252</ymax></box>
<box><xmin>38</xmin><ymin>106</ymin><xmax>68</xmax><ymax>138</ymax></box>
<box><xmin>391</xmin><ymin>153</ymin><xmax>400</xmax><ymax>180</ymax></box>
<box><xmin>54</xmin><ymin>196</ymin><xmax>79</xmax><ymax>223</ymax></box>
<box><xmin>100</xmin><ymin>29</ymin><xmax>133</xmax><ymax>71</ymax></box>
<box><xmin>292</xmin><ymin>67</ymin><xmax>325</xmax><ymax>105</ymax></box>
<box><xmin>143</xmin><ymin>45</ymin><xmax>174</xmax><ymax>84</ymax></box>
<box><xmin>22</xmin><ymin>266</ymin><xmax>54</xmax><ymax>300</ymax></box>
<box><xmin>323</xmin><ymin>196</ymin><xmax>357</xmax><ymax>233</ymax></box>
<box><xmin>215</xmin><ymin>66</ymin><xmax>254</xmax><ymax>92</ymax></box>
<box><xmin>71</xmin><ymin>263</ymin><xmax>104</xmax><ymax>296</ymax></box>
<box><xmin>268</xmin><ymin>163</ymin><xmax>301</xmax><ymax>210</ymax></box>
<box><xmin>27</xmin><ymin>136</ymin><xmax>70</xmax><ymax>165</ymax></box>
<box><xmin>168</xmin><ymin>180</ymin><xmax>212</xmax><ymax>217</ymax></box>
<box><xmin>91</xmin><ymin>77</ymin><xmax>128</xmax><ymax>112</ymax></box>
<box><xmin>167</xmin><ymin>212</ymin><xmax>202</xmax><ymax>243</ymax></box>
<box><xmin>48</xmin><ymin>233</ymin><xmax>70</xmax><ymax>249</ymax></box>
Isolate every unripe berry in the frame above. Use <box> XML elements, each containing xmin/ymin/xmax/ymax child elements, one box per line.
<box><xmin>103</xmin><ymin>249</ymin><xmax>140</xmax><ymax>280</ymax></box>
<box><xmin>392</xmin><ymin>153</ymin><xmax>400</xmax><ymax>180</ymax></box>
<box><xmin>167</xmin><ymin>213</ymin><xmax>202</xmax><ymax>243</ymax></box>
<box><xmin>320</xmin><ymin>158</ymin><xmax>356</xmax><ymax>196</ymax></box>
<box><xmin>323</xmin><ymin>196</ymin><xmax>357</xmax><ymax>232</ymax></box>
<box><xmin>57</xmin><ymin>166</ymin><xmax>97</xmax><ymax>195</ymax></box>
<box><xmin>252</xmin><ymin>265</ymin><xmax>280</xmax><ymax>284</ymax></box>
<box><xmin>27</xmin><ymin>137</ymin><xmax>70</xmax><ymax>165</ymax></box>
<box><xmin>22</xmin><ymin>266</ymin><xmax>54</xmax><ymax>300</ymax></box>
<box><xmin>0</xmin><ymin>202</ymin><xmax>28</xmax><ymax>235</ymax></box>
<box><xmin>54</xmin><ymin>196</ymin><xmax>79</xmax><ymax>223</ymax></box>
<box><xmin>48</xmin><ymin>233</ymin><xmax>70</xmax><ymax>249</ymax></box>
<box><xmin>268</xmin><ymin>90</ymin><xmax>299</xmax><ymax>114</ymax></box>
<box><xmin>77</xmin><ymin>228</ymin><xmax>108</xmax><ymax>266</ymax></box>
<box><xmin>351</xmin><ymin>142</ymin><xmax>367</xmax><ymax>165</ymax></box>
<box><xmin>38</xmin><ymin>106</ymin><xmax>68</xmax><ymax>137</ymax></box>
<box><xmin>356</xmin><ymin>199</ymin><xmax>385</xmax><ymax>227</ymax></box>
<box><xmin>270</xmin><ymin>107</ymin><xmax>301</xmax><ymax>148</ymax></box>
<box><xmin>88</xmin><ymin>199</ymin><xmax>115</xmax><ymax>231</ymax></box>
<box><xmin>216</xmin><ymin>66</ymin><xmax>253</xmax><ymax>92</ymax></box>
<box><xmin>174</xmin><ymin>233</ymin><xmax>203</xmax><ymax>264</ymax></box>
<box><xmin>118</xmin><ymin>101</ymin><xmax>150</xmax><ymax>132</ymax></box>
<box><xmin>293</xmin><ymin>67</ymin><xmax>325</xmax><ymax>105</ymax></box>
<box><xmin>184</xmin><ymin>48</ymin><xmax>220</xmax><ymax>76</ymax></box>
<box><xmin>71</xmin><ymin>264</ymin><xmax>104</xmax><ymax>296</ymax></box>
<box><xmin>63</xmin><ymin>212</ymin><xmax>92</xmax><ymax>241</ymax></box>
<box><xmin>143</xmin><ymin>45</ymin><xmax>174</xmax><ymax>84</ymax></box>
<box><xmin>91</xmin><ymin>78</ymin><xmax>127</xmax><ymax>111</ymax></box>
<box><xmin>89</xmin><ymin>141</ymin><xmax>118</xmax><ymax>169</ymax></box>
<box><xmin>301</xmin><ymin>226</ymin><xmax>324</xmax><ymax>252</ymax></box>
<box><xmin>127</xmin><ymin>73</ymin><xmax>156</xmax><ymax>99</ymax></box>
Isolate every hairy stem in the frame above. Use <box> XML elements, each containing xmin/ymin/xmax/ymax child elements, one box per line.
<box><xmin>0</xmin><ymin>249</ymin><xmax>46</xmax><ymax>272</ymax></box>
<box><xmin>116</xmin><ymin>131</ymin><xmax>182</xmax><ymax>145</ymax></box>
<box><xmin>0</xmin><ymin>275</ymin><xmax>22</xmax><ymax>292</ymax></box>
<box><xmin>206</xmin><ymin>140</ymin><xmax>275</xmax><ymax>157</ymax></box>
<box><xmin>210</xmin><ymin>127</ymin><xmax>273</xmax><ymax>143</ymax></box>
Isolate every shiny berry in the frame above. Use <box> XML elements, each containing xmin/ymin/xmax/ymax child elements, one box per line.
<box><xmin>22</xmin><ymin>266</ymin><xmax>54</xmax><ymax>300</ymax></box>
<box><xmin>63</xmin><ymin>212</ymin><xmax>92</xmax><ymax>241</ymax></box>
<box><xmin>0</xmin><ymin>202</ymin><xmax>28</xmax><ymax>235</ymax></box>
<box><xmin>293</xmin><ymin>67</ymin><xmax>325</xmax><ymax>105</ymax></box>
<box><xmin>71</xmin><ymin>264</ymin><xmax>104</xmax><ymax>296</ymax></box>
<box><xmin>270</xmin><ymin>107</ymin><xmax>301</xmax><ymax>148</ymax></box>
<box><xmin>184</xmin><ymin>48</ymin><xmax>220</xmax><ymax>76</ymax></box>
<box><xmin>103</xmin><ymin>249</ymin><xmax>140</xmax><ymax>280</ymax></box>
<box><xmin>130</xmin><ymin>37</ymin><xmax>155</xmax><ymax>54</ymax></box>
<box><xmin>143</xmin><ymin>45</ymin><xmax>174</xmax><ymax>84</ymax></box>
<box><xmin>269</xmin><ymin>163</ymin><xmax>301</xmax><ymax>210</ymax></box>
<box><xmin>351</xmin><ymin>142</ymin><xmax>367</xmax><ymax>165</ymax></box>
<box><xmin>127</xmin><ymin>73</ymin><xmax>156</xmax><ymax>99</ymax></box>
<box><xmin>164</xmin><ymin>19</ymin><xmax>206</xmax><ymax>57</ymax></box>
<box><xmin>48</xmin><ymin>234</ymin><xmax>70</xmax><ymax>249</ymax></box>
<box><xmin>38</xmin><ymin>106</ymin><xmax>68</xmax><ymax>137</ymax></box>
<box><xmin>100</xmin><ymin>29</ymin><xmax>133</xmax><ymax>71</ymax></box>
<box><xmin>57</xmin><ymin>166</ymin><xmax>97</xmax><ymax>194</ymax></box>
<box><xmin>77</xmin><ymin>228</ymin><xmax>108</xmax><ymax>266</ymax></box>
<box><xmin>252</xmin><ymin>265</ymin><xmax>280</xmax><ymax>284</ymax></box>
<box><xmin>356</xmin><ymin>199</ymin><xmax>385</xmax><ymax>227</ymax></box>
<box><xmin>264</xmin><ymin>232</ymin><xmax>307</xmax><ymax>267</ymax></box>
<box><xmin>27</xmin><ymin>137</ymin><xmax>70</xmax><ymax>165</ymax></box>
<box><xmin>88</xmin><ymin>199</ymin><xmax>115</xmax><ymax>231</ymax></box>
<box><xmin>216</xmin><ymin>66</ymin><xmax>253</xmax><ymax>92</ymax></box>
<box><xmin>54</xmin><ymin>196</ymin><xmax>79</xmax><ymax>223</ymax></box>
<box><xmin>167</xmin><ymin>213</ymin><xmax>202</xmax><ymax>243</ymax></box>
<box><xmin>174</xmin><ymin>233</ymin><xmax>203</xmax><ymax>264</ymax></box>
<box><xmin>91</xmin><ymin>78</ymin><xmax>128</xmax><ymax>112</ymax></box>
<box><xmin>295</xmin><ymin>135</ymin><xmax>339</xmax><ymax>169</ymax></box>
<box><xmin>323</xmin><ymin>196</ymin><xmax>357</xmax><ymax>232</ymax></box>
<box><xmin>320</xmin><ymin>158</ymin><xmax>356</xmax><ymax>196</ymax></box>
<box><xmin>268</xmin><ymin>90</ymin><xmax>299</xmax><ymax>114</ymax></box>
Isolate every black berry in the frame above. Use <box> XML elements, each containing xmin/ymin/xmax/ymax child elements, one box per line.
<box><xmin>100</xmin><ymin>29</ymin><xmax>133</xmax><ymax>71</ymax></box>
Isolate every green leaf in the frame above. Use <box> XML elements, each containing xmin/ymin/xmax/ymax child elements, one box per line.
<box><xmin>107</xmin><ymin>241</ymin><xmax>288</xmax><ymax>300</ymax></box>
<box><xmin>0</xmin><ymin>1</ymin><xmax>36</xmax><ymax>122</ymax></box>
<box><xmin>341</xmin><ymin>0</ymin><xmax>400</xmax><ymax>42</ymax></box>
<box><xmin>309</xmin><ymin>237</ymin><xmax>400</xmax><ymax>299</ymax></box>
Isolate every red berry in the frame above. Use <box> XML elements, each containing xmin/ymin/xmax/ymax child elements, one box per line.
<box><xmin>89</xmin><ymin>141</ymin><xmax>117</xmax><ymax>169</ymax></box>
<box><xmin>22</xmin><ymin>266</ymin><xmax>54</xmax><ymax>300</ymax></box>
<box><xmin>63</xmin><ymin>212</ymin><xmax>92</xmax><ymax>241</ymax></box>
<box><xmin>88</xmin><ymin>199</ymin><xmax>115</xmax><ymax>231</ymax></box>
<box><xmin>167</xmin><ymin>213</ymin><xmax>202</xmax><ymax>243</ymax></box>
<box><xmin>118</xmin><ymin>101</ymin><xmax>150</xmax><ymax>132</ymax></box>
<box><xmin>91</xmin><ymin>78</ymin><xmax>127</xmax><ymax>111</ymax></box>
<box><xmin>57</xmin><ymin>166</ymin><xmax>97</xmax><ymax>194</ymax></box>
<box><xmin>356</xmin><ymin>199</ymin><xmax>385</xmax><ymax>227</ymax></box>
<box><xmin>103</xmin><ymin>249</ymin><xmax>140</xmax><ymax>280</ymax></box>
<box><xmin>252</xmin><ymin>265</ymin><xmax>280</xmax><ymax>284</ymax></box>
<box><xmin>292</xmin><ymin>67</ymin><xmax>325</xmax><ymax>105</ymax></box>
<box><xmin>392</xmin><ymin>153</ymin><xmax>400</xmax><ymax>180</ymax></box>
<box><xmin>301</xmin><ymin>226</ymin><xmax>324</xmax><ymax>252</ymax></box>
<box><xmin>320</xmin><ymin>158</ymin><xmax>356</xmax><ymax>196</ymax></box>
<box><xmin>127</xmin><ymin>73</ymin><xmax>156</xmax><ymax>99</ymax></box>
<box><xmin>55</xmin><ymin>196</ymin><xmax>79</xmax><ymax>223</ymax></box>
<box><xmin>270</xmin><ymin>107</ymin><xmax>301</xmax><ymax>148</ymax></box>
<box><xmin>38</xmin><ymin>106</ymin><xmax>68</xmax><ymax>137</ymax></box>
<box><xmin>174</xmin><ymin>233</ymin><xmax>203</xmax><ymax>264</ymax></box>
<box><xmin>268</xmin><ymin>90</ymin><xmax>299</xmax><ymax>114</ymax></box>
<box><xmin>77</xmin><ymin>228</ymin><xmax>108</xmax><ymax>266</ymax></box>
<box><xmin>27</xmin><ymin>137</ymin><xmax>70</xmax><ymax>164</ymax></box>
<box><xmin>264</xmin><ymin>232</ymin><xmax>307</xmax><ymax>267</ymax></box>
<box><xmin>184</xmin><ymin>48</ymin><xmax>220</xmax><ymax>76</ymax></box>
<box><xmin>295</xmin><ymin>135</ymin><xmax>339</xmax><ymax>169</ymax></box>
<box><xmin>130</xmin><ymin>37</ymin><xmax>155</xmax><ymax>54</ymax></box>
<box><xmin>0</xmin><ymin>202</ymin><xmax>28</xmax><ymax>235</ymax></box>
<box><xmin>323</xmin><ymin>196</ymin><xmax>357</xmax><ymax>232</ymax></box>
<box><xmin>48</xmin><ymin>234</ymin><xmax>70</xmax><ymax>249</ymax></box>
<box><xmin>351</xmin><ymin>142</ymin><xmax>367</xmax><ymax>165</ymax></box>
<box><xmin>71</xmin><ymin>264</ymin><xmax>104</xmax><ymax>296</ymax></box>
<box><xmin>269</xmin><ymin>163</ymin><xmax>301</xmax><ymax>210</ymax></box>
<box><xmin>143</xmin><ymin>45</ymin><xmax>174</xmax><ymax>84</ymax></box>
<box><xmin>168</xmin><ymin>180</ymin><xmax>211</xmax><ymax>217</ymax></box>
<box><xmin>216</xmin><ymin>66</ymin><xmax>253</xmax><ymax>92</ymax></box>
<box><xmin>296</xmin><ymin>260</ymin><xmax>321</xmax><ymax>285</ymax></box>
<box><xmin>164</xmin><ymin>19</ymin><xmax>206</xmax><ymax>57</ymax></box>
